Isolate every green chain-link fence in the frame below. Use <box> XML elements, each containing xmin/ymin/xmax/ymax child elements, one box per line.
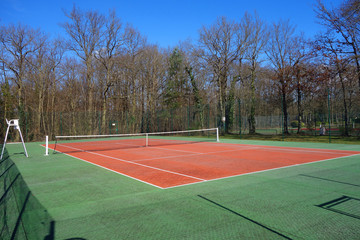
<box><xmin>0</xmin><ymin>101</ymin><xmax>359</xmax><ymax>143</ymax></box>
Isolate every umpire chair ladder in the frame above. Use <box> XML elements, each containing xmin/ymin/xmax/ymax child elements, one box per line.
<box><xmin>1</xmin><ymin>119</ymin><xmax>28</xmax><ymax>159</ymax></box>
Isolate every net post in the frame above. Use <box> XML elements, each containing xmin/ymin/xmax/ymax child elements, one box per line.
<box><xmin>45</xmin><ymin>136</ymin><xmax>49</xmax><ymax>156</ymax></box>
<box><xmin>327</xmin><ymin>88</ymin><xmax>331</xmax><ymax>143</ymax></box>
<box><xmin>146</xmin><ymin>133</ymin><xmax>149</xmax><ymax>147</ymax></box>
<box><xmin>216</xmin><ymin>128</ymin><xmax>219</xmax><ymax>142</ymax></box>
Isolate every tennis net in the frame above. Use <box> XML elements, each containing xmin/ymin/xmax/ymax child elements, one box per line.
<box><xmin>52</xmin><ymin>128</ymin><xmax>219</xmax><ymax>153</ymax></box>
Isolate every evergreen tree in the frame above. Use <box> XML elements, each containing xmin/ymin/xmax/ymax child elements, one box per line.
<box><xmin>164</xmin><ymin>48</ymin><xmax>188</xmax><ymax>109</ymax></box>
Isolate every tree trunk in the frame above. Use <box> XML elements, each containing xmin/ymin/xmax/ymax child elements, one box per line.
<box><xmin>86</xmin><ymin>60</ymin><xmax>94</xmax><ymax>134</ymax></box>
<box><xmin>102</xmin><ymin>95</ymin><xmax>107</xmax><ymax>135</ymax></box>
<box><xmin>339</xmin><ymin>72</ymin><xmax>349</xmax><ymax>136</ymax></box>
<box><xmin>249</xmin><ymin>63</ymin><xmax>256</xmax><ymax>134</ymax></box>
<box><xmin>281</xmin><ymin>83</ymin><xmax>289</xmax><ymax>134</ymax></box>
<box><xmin>296</xmin><ymin>72</ymin><xmax>302</xmax><ymax>134</ymax></box>
<box><xmin>101</xmin><ymin>71</ymin><xmax>111</xmax><ymax>134</ymax></box>
<box><xmin>297</xmin><ymin>85</ymin><xmax>302</xmax><ymax>134</ymax></box>
<box><xmin>226</xmin><ymin>77</ymin><xmax>237</xmax><ymax>134</ymax></box>
<box><xmin>218</xmin><ymin>76</ymin><xmax>225</xmax><ymax>131</ymax></box>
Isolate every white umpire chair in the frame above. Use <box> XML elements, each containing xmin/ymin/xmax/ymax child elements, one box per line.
<box><xmin>1</xmin><ymin>119</ymin><xmax>28</xmax><ymax>159</ymax></box>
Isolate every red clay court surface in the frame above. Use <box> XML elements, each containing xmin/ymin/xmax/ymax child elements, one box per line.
<box><xmin>48</xmin><ymin>139</ymin><xmax>360</xmax><ymax>189</ymax></box>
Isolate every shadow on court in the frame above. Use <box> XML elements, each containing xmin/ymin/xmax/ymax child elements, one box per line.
<box><xmin>65</xmin><ymin>238</ymin><xmax>87</xmax><ymax>240</ymax></box>
<box><xmin>0</xmin><ymin>150</ymin><xmax>88</xmax><ymax>240</ymax></box>
<box><xmin>317</xmin><ymin>195</ymin><xmax>360</xmax><ymax>220</ymax></box>
<box><xmin>0</xmin><ymin>151</ymin><xmax>54</xmax><ymax>239</ymax></box>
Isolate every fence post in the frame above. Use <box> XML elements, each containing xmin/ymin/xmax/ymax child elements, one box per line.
<box><xmin>238</xmin><ymin>99</ymin><xmax>242</xmax><ymax>138</ymax></box>
<box><xmin>188</xmin><ymin>105</ymin><xmax>190</xmax><ymax>130</ymax></box>
<box><xmin>126</xmin><ymin>111</ymin><xmax>129</xmax><ymax>134</ymax></box>
<box><xmin>157</xmin><ymin>110</ymin><xmax>160</xmax><ymax>132</ymax></box>
<box><xmin>171</xmin><ymin>109</ymin><xmax>173</xmax><ymax>131</ymax></box>
<box><xmin>281</xmin><ymin>95</ymin><xmax>284</xmax><ymax>141</ymax></box>
<box><xmin>25</xmin><ymin>111</ymin><xmax>28</xmax><ymax>142</ymax></box>
<box><xmin>314</xmin><ymin>112</ymin><xmax>317</xmax><ymax>136</ymax></box>
<box><xmin>98</xmin><ymin>112</ymin><xmax>101</xmax><ymax>135</ymax></box>
<box><xmin>207</xmin><ymin>104</ymin><xmax>210</xmax><ymax>129</ymax></box>
<box><xmin>328</xmin><ymin>88</ymin><xmax>331</xmax><ymax>143</ymax></box>
<box><xmin>60</xmin><ymin>112</ymin><xmax>63</xmax><ymax>136</ymax></box>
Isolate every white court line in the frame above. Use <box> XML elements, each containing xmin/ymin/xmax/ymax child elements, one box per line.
<box><xmin>65</xmin><ymin>138</ymin><xmax>359</xmax><ymax>155</ymax></box>
<box><xmin>50</xmin><ymin>142</ymin><xmax>360</xmax><ymax>189</ymax></box>
<box><xmin>132</xmin><ymin>147</ymin><xmax>261</xmax><ymax>162</ymax></box>
<box><xmin>42</xmin><ymin>143</ymin><xmax>163</xmax><ymax>189</ymax></box>
<box><xmin>257</xmin><ymin>147</ymin><xmax>358</xmax><ymax>155</ymax></box>
<box><xmin>128</xmin><ymin>139</ymin><xmax>359</xmax><ymax>156</ymax></box>
<box><xmin>73</xmin><ymin>140</ymin><xmax>145</xmax><ymax>148</ymax></box>
<box><xmin>165</xmin><ymin>152</ymin><xmax>360</xmax><ymax>189</ymax></box>
<box><xmin>55</xmin><ymin>144</ymin><xmax>206</xmax><ymax>181</ymax></box>
<box><xmin>217</xmin><ymin>143</ymin><xmax>360</xmax><ymax>155</ymax></box>
<box><xmin>63</xmin><ymin>138</ymin><xmax>260</xmax><ymax>160</ymax></box>
<box><xmin>149</xmin><ymin>146</ymin><xmax>207</xmax><ymax>154</ymax></box>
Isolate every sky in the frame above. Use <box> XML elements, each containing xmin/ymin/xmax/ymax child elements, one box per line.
<box><xmin>0</xmin><ymin>0</ymin><xmax>344</xmax><ymax>48</ymax></box>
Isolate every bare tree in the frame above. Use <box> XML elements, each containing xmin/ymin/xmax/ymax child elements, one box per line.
<box><xmin>316</xmin><ymin>0</ymin><xmax>360</xmax><ymax>92</ymax></box>
<box><xmin>198</xmin><ymin>16</ymin><xmax>249</xmax><ymax>133</ymax></box>
<box><xmin>180</xmin><ymin>41</ymin><xmax>208</xmax><ymax>129</ymax></box>
<box><xmin>287</xmin><ymin>34</ymin><xmax>309</xmax><ymax>134</ymax></box>
<box><xmin>61</xmin><ymin>5</ymin><xmax>105</xmax><ymax>132</ymax></box>
<box><xmin>243</xmin><ymin>12</ymin><xmax>269</xmax><ymax>134</ymax></box>
<box><xmin>59</xmin><ymin>57</ymin><xmax>83</xmax><ymax>135</ymax></box>
<box><xmin>0</xmin><ymin>23</ymin><xmax>42</xmax><ymax>110</ymax></box>
<box><xmin>94</xmin><ymin>10</ymin><xmax>124</xmax><ymax>131</ymax></box>
<box><xmin>0</xmin><ymin>37</ymin><xmax>15</xmax><ymax>124</ymax></box>
<box><xmin>140</xmin><ymin>45</ymin><xmax>166</xmax><ymax>132</ymax></box>
<box><xmin>315</xmin><ymin>33</ymin><xmax>352</xmax><ymax>136</ymax></box>
<box><xmin>121</xmin><ymin>25</ymin><xmax>146</xmax><ymax>132</ymax></box>
<box><xmin>26</xmin><ymin>34</ymin><xmax>50</xmax><ymax>137</ymax></box>
<box><xmin>266</xmin><ymin>20</ymin><xmax>297</xmax><ymax>134</ymax></box>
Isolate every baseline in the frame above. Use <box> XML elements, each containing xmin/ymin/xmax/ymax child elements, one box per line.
<box><xmin>55</xmin><ymin>143</ymin><xmax>206</xmax><ymax>182</ymax></box>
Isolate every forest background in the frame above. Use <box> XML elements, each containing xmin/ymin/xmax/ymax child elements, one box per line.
<box><xmin>0</xmin><ymin>0</ymin><xmax>359</xmax><ymax>141</ymax></box>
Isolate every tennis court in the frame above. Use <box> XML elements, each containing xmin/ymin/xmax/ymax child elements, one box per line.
<box><xmin>3</xmin><ymin>136</ymin><xmax>360</xmax><ymax>239</ymax></box>
<box><xmin>48</xmin><ymin>131</ymin><xmax>360</xmax><ymax>189</ymax></box>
